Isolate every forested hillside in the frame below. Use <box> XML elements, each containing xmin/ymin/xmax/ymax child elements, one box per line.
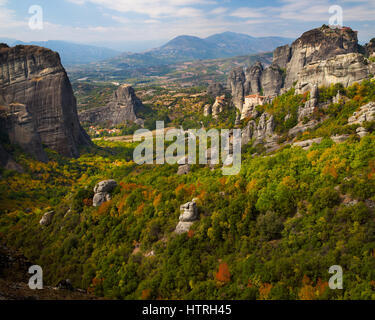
<box><xmin>1</xmin><ymin>80</ymin><xmax>375</xmax><ymax>299</ymax></box>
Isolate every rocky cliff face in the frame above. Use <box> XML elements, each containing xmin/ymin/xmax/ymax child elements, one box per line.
<box><xmin>295</xmin><ymin>53</ymin><xmax>374</xmax><ymax>93</ymax></box>
<box><xmin>284</xmin><ymin>26</ymin><xmax>360</xmax><ymax>89</ymax></box>
<box><xmin>79</xmin><ymin>84</ymin><xmax>144</xmax><ymax>126</ymax></box>
<box><xmin>227</xmin><ymin>62</ymin><xmax>266</xmax><ymax>112</ymax></box>
<box><xmin>228</xmin><ymin>26</ymin><xmax>374</xmax><ymax>119</ymax></box>
<box><xmin>207</xmin><ymin>83</ymin><xmax>225</xmax><ymax>98</ymax></box>
<box><xmin>227</xmin><ymin>67</ymin><xmax>246</xmax><ymax>111</ymax></box>
<box><xmin>0</xmin><ymin>44</ymin><xmax>91</xmax><ymax>160</ymax></box>
<box><xmin>273</xmin><ymin>44</ymin><xmax>291</xmax><ymax>69</ymax></box>
<box><xmin>364</xmin><ymin>39</ymin><xmax>375</xmax><ymax>57</ymax></box>
<box><xmin>261</xmin><ymin>64</ymin><xmax>284</xmax><ymax>96</ymax></box>
<box><xmin>245</xmin><ymin>62</ymin><xmax>263</xmax><ymax>95</ymax></box>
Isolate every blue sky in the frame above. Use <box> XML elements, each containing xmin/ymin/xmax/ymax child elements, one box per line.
<box><xmin>1</xmin><ymin>0</ymin><xmax>375</xmax><ymax>51</ymax></box>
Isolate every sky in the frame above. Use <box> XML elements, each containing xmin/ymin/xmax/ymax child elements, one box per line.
<box><xmin>1</xmin><ymin>0</ymin><xmax>375</xmax><ymax>51</ymax></box>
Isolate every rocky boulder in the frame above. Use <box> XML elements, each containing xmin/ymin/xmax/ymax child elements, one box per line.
<box><xmin>242</xmin><ymin>112</ymin><xmax>276</xmax><ymax>146</ymax></box>
<box><xmin>39</xmin><ymin>211</ymin><xmax>55</xmax><ymax>226</ymax></box>
<box><xmin>175</xmin><ymin>199</ymin><xmax>198</xmax><ymax>234</ymax></box>
<box><xmin>298</xmin><ymin>84</ymin><xmax>319</xmax><ymax>121</ymax></box>
<box><xmin>348</xmin><ymin>102</ymin><xmax>375</xmax><ymax>125</ymax></box>
<box><xmin>203</xmin><ymin>104</ymin><xmax>212</xmax><ymax>116</ymax></box>
<box><xmin>177</xmin><ymin>164</ymin><xmax>190</xmax><ymax>175</ymax></box>
<box><xmin>211</xmin><ymin>96</ymin><xmax>226</xmax><ymax>118</ymax></box>
<box><xmin>93</xmin><ymin>180</ymin><xmax>117</xmax><ymax>207</ymax></box>
<box><xmin>292</xmin><ymin>137</ymin><xmax>323</xmax><ymax>150</ymax></box>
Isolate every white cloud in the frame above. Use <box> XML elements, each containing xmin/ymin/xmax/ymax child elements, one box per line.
<box><xmin>68</xmin><ymin>0</ymin><xmax>213</xmax><ymax>18</ymax></box>
<box><xmin>230</xmin><ymin>7</ymin><xmax>266</xmax><ymax>19</ymax></box>
<box><xmin>210</xmin><ymin>7</ymin><xmax>228</xmax><ymax>15</ymax></box>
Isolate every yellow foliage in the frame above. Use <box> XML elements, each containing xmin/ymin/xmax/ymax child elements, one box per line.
<box><xmin>259</xmin><ymin>283</ymin><xmax>273</xmax><ymax>300</ymax></box>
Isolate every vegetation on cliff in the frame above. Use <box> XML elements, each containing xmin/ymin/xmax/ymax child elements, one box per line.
<box><xmin>1</xmin><ymin>81</ymin><xmax>375</xmax><ymax>300</ymax></box>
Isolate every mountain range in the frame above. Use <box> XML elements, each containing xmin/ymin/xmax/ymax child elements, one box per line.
<box><xmin>0</xmin><ymin>39</ymin><xmax>120</xmax><ymax>66</ymax></box>
<box><xmin>109</xmin><ymin>32</ymin><xmax>293</xmax><ymax>67</ymax></box>
<box><xmin>0</xmin><ymin>32</ymin><xmax>292</xmax><ymax>68</ymax></box>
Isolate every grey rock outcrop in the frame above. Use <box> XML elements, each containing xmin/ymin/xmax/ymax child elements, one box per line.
<box><xmin>261</xmin><ymin>64</ymin><xmax>284</xmax><ymax>97</ymax></box>
<box><xmin>284</xmin><ymin>26</ymin><xmax>360</xmax><ymax>89</ymax></box>
<box><xmin>175</xmin><ymin>199</ymin><xmax>198</xmax><ymax>234</ymax></box>
<box><xmin>242</xmin><ymin>112</ymin><xmax>276</xmax><ymax>147</ymax></box>
<box><xmin>295</xmin><ymin>53</ymin><xmax>373</xmax><ymax>94</ymax></box>
<box><xmin>356</xmin><ymin>127</ymin><xmax>368</xmax><ymax>138</ymax></box>
<box><xmin>203</xmin><ymin>104</ymin><xmax>212</xmax><ymax>116</ymax></box>
<box><xmin>331</xmin><ymin>134</ymin><xmax>350</xmax><ymax>143</ymax></box>
<box><xmin>93</xmin><ymin>179</ymin><xmax>117</xmax><ymax>207</ymax></box>
<box><xmin>348</xmin><ymin>102</ymin><xmax>375</xmax><ymax>125</ymax></box>
<box><xmin>227</xmin><ymin>67</ymin><xmax>246</xmax><ymax>111</ymax></box>
<box><xmin>0</xmin><ymin>44</ymin><xmax>92</xmax><ymax>159</ymax></box>
<box><xmin>79</xmin><ymin>84</ymin><xmax>144</xmax><ymax>126</ymax></box>
<box><xmin>227</xmin><ymin>26</ymin><xmax>374</xmax><ymax>116</ymax></box>
<box><xmin>207</xmin><ymin>83</ymin><xmax>225</xmax><ymax>98</ymax></box>
<box><xmin>298</xmin><ymin>84</ymin><xmax>319</xmax><ymax>121</ymax></box>
<box><xmin>39</xmin><ymin>211</ymin><xmax>55</xmax><ymax>226</ymax></box>
<box><xmin>0</xmin><ymin>144</ymin><xmax>23</xmax><ymax>172</ymax></box>
<box><xmin>273</xmin><ymin>44</ymin><xmax>291</xmax><ymax>69</ymax></box>
<box><xmin>177</xmin><ymin>164</ymin><xmax>190</xmax><ymax>175</ymax></box>
<box><xmin>292</xmin><ymin>137</ymin><xmax>323</xmax><ymax>150</ymax></box>
<box><xmin>364</xmin><ymin>38</ymin><xmax>375</xmax><ymax>58</ymax></box>
<box><xmin>211</xmin><ymin>96</ymin><xmax>226</xmax><ymax>118</ymax></box>
<box><xmin>245</xmin><ymin>62</ymin><xmax>263</xmax><ymax>95</ymax></box>
<box><xmin>0</xmin><ymin>103</ymin><xmax>47</xmax><ymax>162</ymax></box>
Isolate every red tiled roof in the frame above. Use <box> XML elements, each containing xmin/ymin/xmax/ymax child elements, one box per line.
<box><xmin>245</xmin><ymin>94</ymin><xmax>266</xmax><ymax>99</ymax></box>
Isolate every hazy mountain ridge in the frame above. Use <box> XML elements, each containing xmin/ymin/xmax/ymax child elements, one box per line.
<box><xmin>0</xmin><ymin>39</ymin><xmax>119</xmax><ymax>66</ymax></box>
<box><xmin>109</xmin><ymin>32</ymin><xmax>293</xmax><ymax>67</ymax></box>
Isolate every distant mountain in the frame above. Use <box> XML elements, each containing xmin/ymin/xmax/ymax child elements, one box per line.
<box><xmin>205</xmin><ymin>32</ymin><xmax>294</xmax><ymax>55</ymax></box>
<box><xmin>0</xmin><ymin>39</ymin><xmax>119</xmax><ymax>66</ymax></box>
<box><xmin>108</xmin><ymin>32</ymin><xmax>294</xmax><ymax>67</ymax></box>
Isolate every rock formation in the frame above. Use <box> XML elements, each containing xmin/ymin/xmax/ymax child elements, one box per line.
<box><xmin>0</xmin><ymin>44</ymin><xmax>92</xmax><ymax>159</ymax></box>
<box><xmin>0</xmin><ymin>103</ymin><xmax>47</xmax><ymax>162</ymax></box>
<box><xmin>177</xmin><ymin>164</ymin><xmax>190</xmax><ymax>175</ymax></box>
<box><xmin>39</xmin><ymin>211</ymin><xmax>55</xmax><ymax>226</ymax></box>
<box><xmin>245</xmin><ymin>62</ymin><xmax>263</xmax><ymax>95</ymax></box>
<box><xmin>260</xmin><ymin>64</ymin><xmax>284</xmax><ymax>96</ymax></box>
<box><xmin>295</xmin><ymin>53</ymin><xmax>373</xmax><ymax>94</ymax></box>
<box><xmin>0</xmin><ymin>144</ymin><xmax>23</xmax><ymax>172</ymax></box>
<box><xmin>292</xmin><ymin>138</ymin><xmax>323</xmax><ymax>150</ymax></box>
<box><xmin>298</xmin><ymin>84</ymin><xmax>319</xmax><ymax>121</ymax></box>
<box><xmin>227</xmin><ymin>26</ymin><xmax>374</xmax><ymax>117</ymax></box>
<box><xmin>273</xmin><ymin>44</ymin><xmax>291</xmax><ymax>69</ymax></box>
<box><xmin>348</xmin><ymin>102</ymin><xmax>375</xmax><ymax>138</ymax></box>
<box><xmin>284</xmin><ymin>26</ymin><xmax>360</xmax><ymax>89</ymax></box>
<box><xmin>79</xmin><ymin>84</ymin><xmax>144</xmax><ymax>126</ymax></box>
<box><xmin>242</xmin><ymin>112</ymin><xmax>277</xmax><ymax>148</ymax></box>
<box><xmin>203</xmin><ymin>104</ymin><xmax>212</xmax><ymax>116</ymax></box>
<box><xmin>348</xmin><ymin>102</ymin><xmax>375</xmax><ymax>125</ymax></box>
<box><xmin>227</xmin><ymin>67</ymin><xmax>246</xmax><ymax>111</ymax></box>
<box><xmin>93</xmin><ymin>179</ymin><xmax>117</xmax><ymax>207</ymax></box>
<box><xmin>207</xmin><ymin>83</ymin><xmax>225</xmax><ymax>98</ymax></box>
<box><xmin>211</xmin><ymin>95</ymin><xmax>226</xmax><ymax>118</ymax></box>
<box><xmin>175</xmin><ymin>199</ymin><xmax>198</xmax><ymax>234</ymax></box>
<box><xmin>364</xmin><ymin>38</ymin><xmax>375</xmax><ymax>57</ymax></box>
